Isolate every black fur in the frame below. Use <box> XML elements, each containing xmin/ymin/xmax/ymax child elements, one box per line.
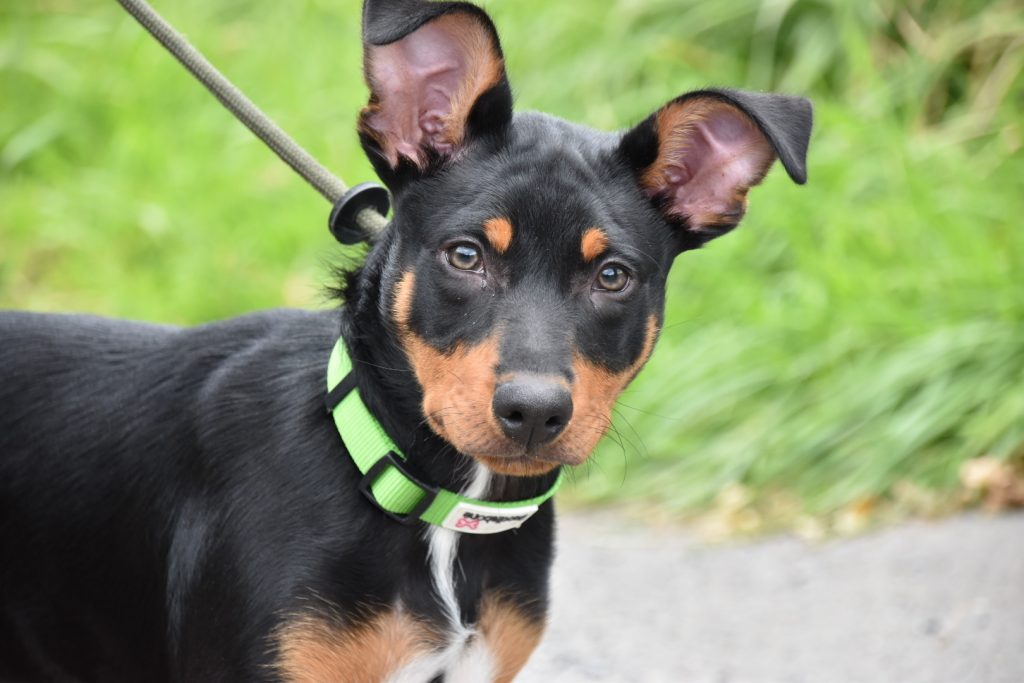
<box><xmin>0</xmin><ymin>311</ymin><xmax>553</xmax><ymax>680</ymax></box>
<box><xmin>0</xmin><ymin>1</ymin><xmax>812</xmax><ymax>680</ymax></box>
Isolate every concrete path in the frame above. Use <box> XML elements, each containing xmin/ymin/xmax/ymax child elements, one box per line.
<box><xmin>520</xmin><ymin>512</ymin><xmax>1024</xmax><ymax>683</ymax></box>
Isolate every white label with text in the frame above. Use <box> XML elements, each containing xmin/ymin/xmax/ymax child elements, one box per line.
<box><xmin>441</xmin><ymin>502</ymin><xmax>539</xmax><ymax>534</ymax></box>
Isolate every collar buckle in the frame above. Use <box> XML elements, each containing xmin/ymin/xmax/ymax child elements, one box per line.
<box><xmin>358</xmin><ymin>451</ymin><xmax>438</xmax><ymax>525</ymax></box>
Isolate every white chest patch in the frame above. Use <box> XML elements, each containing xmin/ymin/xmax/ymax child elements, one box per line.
<box><xmin>385</xmin><ymin>633</ymin><xmax>495</xmax><ymax>683</ymax></box>
<box><xmin>386</xmin><ymin>464</ymin><xmax>497</xmax><ymax>683</ymax></box>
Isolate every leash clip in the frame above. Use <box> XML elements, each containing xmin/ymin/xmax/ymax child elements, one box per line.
<box><xmin>328</xmin><ymin>182</ymin><xmax>391</xmax><ymax>245</ymax></box>
<box><xmin>358</xmin><ymin>451</ymin><xmax>438</xmax><ymax>525</ymax></box>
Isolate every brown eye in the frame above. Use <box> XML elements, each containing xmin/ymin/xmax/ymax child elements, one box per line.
<box><xmin>595</xmin><ymin>264</ymin><xmax>630</xmax><ymax>292</ymax></box>
<box><xmin>446</xmin><ymin>243</ymin><xmax>482</xmax><ymax>271</ymax></box>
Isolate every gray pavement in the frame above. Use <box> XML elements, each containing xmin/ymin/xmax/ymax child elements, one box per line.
<box><xmin>520</xmin><ymin>512</ymin><xmax>1024</xmax><ymax>683</ymax></box>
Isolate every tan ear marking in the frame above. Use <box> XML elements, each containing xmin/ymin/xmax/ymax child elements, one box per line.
<box><xmin>359</xmin><ymin>12</ymin><xmax>505</xmax><ymax>168</ymax></box>
<box><xmin>640</xmin><ymin>98</ymin><xmax>774</xmax><ymax>230</ymax></box>
<box><xmin>484</xmin><ymin>217</ymin><xmax>514</xmax><ymax>254</ymax></box>
<box><xmin>438</xmin><ymin>13</ymin><xmax>505</xmax><ymax>149</ymax></box>
<box><xmin>580</xmin><ymin>228</ymin><xmax>609</xmax><ymax>262</ymax></box>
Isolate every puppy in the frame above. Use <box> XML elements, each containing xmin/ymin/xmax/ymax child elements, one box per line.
<box><xmin>0</xmin><ymin>1</ymin><xmax>812</xmax><ymax>680</ymax></box>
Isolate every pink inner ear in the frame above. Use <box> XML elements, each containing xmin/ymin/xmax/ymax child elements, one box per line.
<box><xmin>362</xmin><ymin>14</ymin><xmax>501</xmax><ymax>168</ymax></box>
<box><xmin>644</xmin><ymin>100</ymin><xmax>775</xmax><ymax>230</ymax></box>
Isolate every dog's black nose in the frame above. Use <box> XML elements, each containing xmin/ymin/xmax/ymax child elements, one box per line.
<box><xmin>492</xmin><ymin>378</ymin><xmax>573</xmax><ymax>448</ymax></box>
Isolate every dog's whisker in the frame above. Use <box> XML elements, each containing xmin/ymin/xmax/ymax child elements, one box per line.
<box><xmin>352</xmin><ymin>358</ymin><xmax>414</xmax><ymax>374</ymax></box>
<box><xmin>613</xmin><ymin>399</ymin><xmax>677</xmax><ymax>422</ymax></box>
<box><xmin>610</xmin><ymin>407</ymin><xmax>648</xmax><ymax>460</ymax></box>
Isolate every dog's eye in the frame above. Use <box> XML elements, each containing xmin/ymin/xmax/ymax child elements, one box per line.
<box><xmin>595</xmin><ymin>264</ymin><xmax>630</xmax><ymax>292</ymax></box>
<box><xmin>446</xmin><ymin>243</ymin><xmax>483</xmax><ymax>271</ymax></box>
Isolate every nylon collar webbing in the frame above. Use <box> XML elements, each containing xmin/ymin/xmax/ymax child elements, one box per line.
<box><xmin>326</xmin><ymin>339</ymin><xmax>562</xmax><ymax>534</ymax></box>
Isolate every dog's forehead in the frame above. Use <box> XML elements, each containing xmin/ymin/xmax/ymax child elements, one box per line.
<box><xmin>495</xmin><ymin>113</ymin><xmax>627</xmax><ymax>217</ymax></box>
<box><xmin>403</xmin><ymin>112</ymin><xmax>663</xmax><ymax>257</ymax></box>
<box><xmin>508</xmin><ymin>111</ymin><xmax>618</xmax><ymax>162</ymax></box>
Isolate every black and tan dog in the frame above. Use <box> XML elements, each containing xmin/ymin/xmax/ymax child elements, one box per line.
<box><xmin>0</xmin><ymin>1</ymin><xmax>811</xmax><ymax>680</ymax></box>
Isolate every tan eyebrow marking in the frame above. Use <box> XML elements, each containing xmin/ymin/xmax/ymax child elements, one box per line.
<box><xmin>580</xmin><ymin>228</ymin><xmax>609</xmax><ymax>262</ymax></box>
<box><xmin>483</xmin><ymin>217</ymin><xmax>514</xmax><ymax>254</ymax></box>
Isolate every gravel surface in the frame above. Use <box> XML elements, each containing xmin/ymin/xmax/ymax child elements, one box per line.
<box><xmin>519</xmin><ymin>512</ymin><xmax>1024</xmax><ymax>683</ymax></box>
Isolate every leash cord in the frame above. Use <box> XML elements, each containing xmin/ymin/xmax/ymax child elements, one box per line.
<box><xmin>115</xmin><ymin>0</ymin><xmax>388</xmax><ymax>236</ymax></box>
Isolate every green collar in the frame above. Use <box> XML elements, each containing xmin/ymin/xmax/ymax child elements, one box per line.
<box><xmin>326</xmin><ymin>338</ymin><xmax>562</xmax><ymax>534</ymax></box>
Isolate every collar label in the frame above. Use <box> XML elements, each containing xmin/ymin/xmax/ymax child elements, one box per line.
<box><xmin>441</xmin><ymin>501</ymin><xmax>539</xmax><ymax>534</ymax></box>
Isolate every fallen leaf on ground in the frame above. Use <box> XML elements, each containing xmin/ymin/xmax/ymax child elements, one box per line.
<box><xmin>960</xmin><ymin>456</ymin><xmax>1024</xmax><ymax>511</ymax></box>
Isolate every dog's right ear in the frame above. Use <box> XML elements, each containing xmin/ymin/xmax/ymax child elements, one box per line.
<box><xmin>359</xmin><ymin>0</ymin><xmax>513</xmax><ymax>185</ymax></box>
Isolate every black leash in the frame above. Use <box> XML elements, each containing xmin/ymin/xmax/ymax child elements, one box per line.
<box><xmin>115</xmin><ymin>0</ymin><xmax>389</xmax><ymax>244</ymax></box>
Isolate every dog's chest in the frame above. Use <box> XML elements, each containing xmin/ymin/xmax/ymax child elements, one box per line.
<box><xmin>275</xmin><ymin>526</ymin><xmax>509</xmax><ymax>683</ymax></box>
<box><xmin>276</xmin><ymin>466</ymin><xmax>544</xmax><ymax>682</ymax></box>
<box><xmin>386</xmin><ymin>469</ymin><xmax>496</xmax><ymax>681</ymax></box>
<box><xmin>384</xmin><ymin>525</ymin><xmax>495</xmax><ymax>680</ymax></box>
<box><xmin>388</xmin><ymin>467</ymin><xmax>544</xmax><ymax>682</ymax></box>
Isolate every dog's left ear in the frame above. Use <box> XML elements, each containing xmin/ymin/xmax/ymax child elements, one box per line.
<box><xmin>359</xmin><ymin>0</ymin><xmax>512</xmax><ymax>184</ymax></box>
<box><xmin>619</xmin><ymin>89</ymin><xmax>812</xmax><ymax>250</ymax></box>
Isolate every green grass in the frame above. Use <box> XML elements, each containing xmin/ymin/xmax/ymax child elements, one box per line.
<box><xmin>2</xmin><ymin>0</ymin><xmax>1022</xmax><ymax>526</ymax></box>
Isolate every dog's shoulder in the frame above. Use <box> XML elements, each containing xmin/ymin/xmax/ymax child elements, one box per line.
<box><xmin>0</xmin><ymin>307</ymin><xmax>334</xmax><ymax>371</ymax></box>
<box><xmin>0</xmin><ymin>309</ymin><xmax>179</xmax><ymax>355</ymax></box>
<box><xmin>0</xmin><ymin>308</ymin><xmax>339</xmax><ymax>449</ymax></box>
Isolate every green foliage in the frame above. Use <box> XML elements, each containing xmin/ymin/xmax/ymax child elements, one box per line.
<box><xmin>2</xmin><ymin>0</ymin><xmax>1021</xmax><ymax>518</ymax></box>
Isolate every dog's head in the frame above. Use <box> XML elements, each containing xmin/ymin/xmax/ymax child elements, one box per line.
<box><xmin>356</xmin><ymin>0</ymin><xmax>812</xmax><ymax>477</ymax></box>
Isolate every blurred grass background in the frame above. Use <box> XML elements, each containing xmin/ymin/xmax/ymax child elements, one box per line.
<box><xmin>2</xmin><ymin>0</ymin><xmax>1022</xmax><ymax>531</ymax></box>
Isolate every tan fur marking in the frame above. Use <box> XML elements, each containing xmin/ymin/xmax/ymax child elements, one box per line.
<box><xmin>275</xmin><ymin>610</ymin><xmax>442</xmax><ymax>682</ymax></box>
<box><xmin>392</xmin><ymin>275</ymin><xmax>658</xmax><ymax>473</ymax></box>
<box><xmin>580</xmin><ymin>228</ymin><xmax>609</xmax><ymax>262</ymax></box>
<box><xmin>552</xmin><ymin>315</ymin><xmax>660</xmax><ymax>465</ymax></box>
<box><xmin>440</xmin><ymin>13</ymin><xmax>505</xmax><ymax>148</ymax></box>
<box><xmin>484</xmin><ymin>217</ymin><xmax>514</xmax><ymax>254</ymax></box>
<box><xmin>393</xmin><ymin>273</ymin><xmax>514</xmax><ymax>465</ymax></box>
<box><xmin>478</xmin><ymin>596</ymin><xmax>545</xmax><ymax>683</ymax></box>
<box><xmin>640</xmin><ymin>99</ymin><xmax>774</xmax><ymax>228</ymax></box>
<box><xmin>392</xmin><ymin>269</ymin><xmax>416</xmax><ymax>330</ymax></box>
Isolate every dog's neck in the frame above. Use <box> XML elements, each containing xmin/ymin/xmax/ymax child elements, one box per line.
<box><xmin>337</xmin><ymin>258</ymin><xmax>559</xmax><ymax>504</ymax></box>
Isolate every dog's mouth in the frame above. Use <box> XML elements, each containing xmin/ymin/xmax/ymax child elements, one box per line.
<box><xmin>475</xmin><ymin>453</ymin><xmax>563</xmax><ymax>477</ymax></box>
<box><xmin>420</xmin><ymin>369</ymin><xmax>639</xmax><ymax>477</ymax></box>
<box><xmin>428</xmin><ymin>413</ymin><xmax>590</xmax><ymax>477</ymax></box>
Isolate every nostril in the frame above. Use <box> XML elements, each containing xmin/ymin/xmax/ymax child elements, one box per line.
<box><xmin>545</xmin><ymin>415</ymin><xmax>565</xmax><ymax>429</ymax></box>
<box><xmin>506</xmin><ymin>411</ymin><xmax>524</xmax><ymax>425</ymax></box>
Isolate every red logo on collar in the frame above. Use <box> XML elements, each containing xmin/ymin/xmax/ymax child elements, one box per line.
<box><xmin>455</xmin><ymin>517</ymin><xmax>480</xmax><ymax>530</ymax></box>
